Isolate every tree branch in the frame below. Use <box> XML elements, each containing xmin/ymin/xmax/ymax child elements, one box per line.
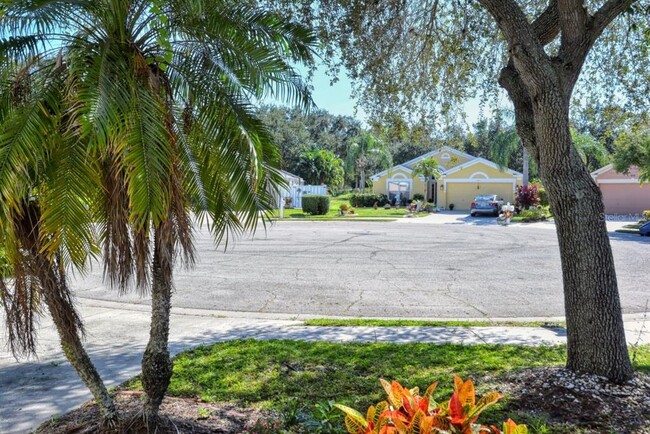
<box><xmin>532</xmin><ymin>0</ymin><xmax>560</xmax><ymax>46</ymax></box>
<box><xmin>557</xmin><ymin>0</ymin><xmax>589</xmax><ymax>49</ymax></box>
<box><xmin>589</xmin><ymin>0</ymin><xmax>637</xmax><ymax>43</ymax></box>
<box><xmin>479</xmin><ymin>0</ymin><xmax>555</xmax><ymax>95</ymax></box>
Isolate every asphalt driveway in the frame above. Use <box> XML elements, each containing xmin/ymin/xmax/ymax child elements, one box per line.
<box><xmin>71</xmin><ymin>217</ymin><xmax>650</xmax><ymax>318</ymax></box>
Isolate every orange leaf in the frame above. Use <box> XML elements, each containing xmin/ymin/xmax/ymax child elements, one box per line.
<box><xmin>458</xmin><ymin>378</ymin><xmax>476</xmax><ymax>407</ymax></box>
<box><xmin>449</xmin><ymin>391</ymin><xmax>465</xmax><ymax>423</ymax></box>
<box><xmin>453</xmin><ymin>375</ymin><xmax>464</xmax><ymax>392</ymax></box>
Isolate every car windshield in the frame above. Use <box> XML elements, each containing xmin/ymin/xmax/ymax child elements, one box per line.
<box><xmin>474</xmin><ymin>195</ymin><xmax>494</xmax><ymax>201</ymax></box>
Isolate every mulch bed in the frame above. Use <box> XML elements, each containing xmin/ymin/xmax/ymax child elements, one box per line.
<box><xmin>33</xmin><ymin>391</ymin><xmax>270</xmax><ymax>433</ymax></box>
<box><xmin>35</xmin><ymin>368</ymin><xmax>650</xmax><ymax>433</ymax></box>
<box><xmin>484</xmin><ymin>367</ymin><xmax>650</xmax><ymax>433</ymax></box>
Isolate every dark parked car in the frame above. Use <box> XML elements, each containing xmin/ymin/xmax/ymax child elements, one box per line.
<box><xmin>640</xmin><ymin>221</ymin><xmax>650</xmax><ymax>236</ymax></box>
<box><xmin>470</xmin><ymin>194</ymin><xmax>505</xmax><ymax>217</ymax></box>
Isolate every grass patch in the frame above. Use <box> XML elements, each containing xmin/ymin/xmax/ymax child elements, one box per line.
<box><xmin>123</xmin><ymin>341</ymin><xmax>650</xmax><ymax>433</ymax></box>
<box><xmin>274</xmin><ymin>197</ymin><xmax>429</xmax><ymax>220</ymax></box>
<box><xmin>302</xmin><ymin>318</ymin><xmax>566</xmax><ymax>328</ymax></box>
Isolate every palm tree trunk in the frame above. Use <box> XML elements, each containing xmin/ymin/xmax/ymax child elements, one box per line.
<box><xmin>359</xmin><ymin>168</ymin><xmax>366</xmax><ymax>191</ymax></box>
<box><xmin>35</xmin><ymin>256</ymin><xmax>119</xmax><ymax>428</ymax></box>
<box><xmin>141</xmin><ymin>225</ymin><xmax>174</xmax><ymax>422</ymax></box>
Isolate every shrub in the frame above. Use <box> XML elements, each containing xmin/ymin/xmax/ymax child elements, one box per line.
<box><xmin>537</xmin><ymin>186</ymin><xmax>549</xmax><ymax>207</ymax></box>
<box><xmin>302</xmin><ymin>195</ymin><xmax>330</xmax><ymax>215</ymax></box>
<box><xmin>518</xmin><ymin>208</ymin><xmax>547</xmax><ymax>222</ymax></box>
<box><xmin>339</xmin><ymin>203</ymin><xmax>350</xmax><ymax>212</ymax></box>
<box><xmin>643</xmin><ymin>210</ymin><xmax>650</xmax><ymax>220</ymax></box>
<box><xmin>336</xmin><ymin>376</ymin><xmax>526</xmax><ymax>434</ymax></box>
<box><xmin>350</xmin><ymin>193</ymin><xmax>388</xmax><ymax>207</ymax></box>
<box><xmin>515</xmin><ymin>185</ymin><xmax>540</xmax><ymax>209</ymax></box>
<box><xmin>413</xmin><ymin>193</ymin><xmax>425</xmax><ymax>201</ymax></box>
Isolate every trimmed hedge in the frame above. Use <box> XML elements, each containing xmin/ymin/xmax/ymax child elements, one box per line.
<box><xmin>349</xmin><ymin>193</ymin><xmax>389</xmax><ymax>207</ymax></box>
<box><xmin>302</xmin><ymin>195</ymin><xmax>330</xmax><ymax>215</ymax></box>
<box><xmin>518</xmin><ymin>208</ymin><xmax>548</xmax><ymax>222</ymax></box>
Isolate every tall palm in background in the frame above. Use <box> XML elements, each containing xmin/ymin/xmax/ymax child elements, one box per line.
<box><xmin>1</xmin><ymin>0</ymin><xmax>315</xmax><ymax>427</ymax></box>
<box><xmin>345</xmin><ymin>132</ymin><xmax>392</xmax><ymax>190</ymax></box>
<box><xmin>411</xmin><ymin>157</ymin><xmax>441</xmax><ymax>202</ymax></box>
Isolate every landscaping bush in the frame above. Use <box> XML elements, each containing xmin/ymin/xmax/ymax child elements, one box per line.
<box><xmin>302</xmin><ymin>195</ymin><xmax>330</xmax><ymax>215</ymax></box>
<box><xmin>349</xmin><ymin>193</ymin><xmax>388</xmax><ymax>207</ymax></box>
<box><xmin>336</xmin><ymin>376</ymin><xmax>526</xmax><ymax>434</ymax></box>
<box><xmin>537</xmin><ymin>186</ymin><xmax>549</xmax><ymax>207</ymax></box>
<box><xmin>515</xmin><ymin>185</ymin><xmax>540</xmax><ymax>209</ymax></box>
<box><xmin>518</xmin><ymin>208</ymin><xmax>548</xmax><ymax>222</ymax></box>
<box><xmin>413</xmin><ymin>193</ymin><xmax>425</xmax><ymax>201</ymax></box>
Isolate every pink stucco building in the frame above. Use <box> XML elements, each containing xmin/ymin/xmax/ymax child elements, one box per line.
<box><xmin>591</xmin><ymin>164</ymin><xmax>650</xmax><ymax>215</ymax></box>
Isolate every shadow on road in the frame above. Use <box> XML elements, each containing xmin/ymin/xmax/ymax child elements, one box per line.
<box><xmin>609</xmin><ymin>232</ymin><xmax>650</xmax><ymax>244</ymax></box>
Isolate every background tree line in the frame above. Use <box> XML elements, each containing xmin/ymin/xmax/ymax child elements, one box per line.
<box><xmin>259</xmin><ymin>103</ymin><xmax>645</xmax><ymax>190</ymax></box>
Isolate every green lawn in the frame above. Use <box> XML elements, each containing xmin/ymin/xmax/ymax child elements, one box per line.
<box><xmin>122</xmin><ymin>340</ymin><xmax>650</xmax><ymax>433</ymax></box>
<box><xmin>302</xmin><ymin>318</ymin><xmax>566</xmax><ymax>328</ymax></box>
<box><xmin>273</xmin><ymin>197</ymin><xmax>428</xmax><ymax>220</ymax></box>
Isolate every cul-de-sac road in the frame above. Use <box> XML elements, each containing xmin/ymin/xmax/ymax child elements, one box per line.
<box><xmin>72</xmin><ymin>216</ymin><xmax>650</xmax><ymax>319</ymax></box>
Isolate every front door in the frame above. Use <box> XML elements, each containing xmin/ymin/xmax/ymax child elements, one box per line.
<box><xmin>431</xmin><ymin>180</ymin><xmax>438</xmax><ymax>204</ymax></box>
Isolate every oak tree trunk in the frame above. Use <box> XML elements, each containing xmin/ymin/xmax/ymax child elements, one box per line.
<box><xmin>532</xmin><ymin>92</ymin><xmax>633</xmax><ymax>382</ymax></box>
<box><xmin>141</xmin><ymin>228</ymin><xmax>174</xmax><ymax>422</ymax></box>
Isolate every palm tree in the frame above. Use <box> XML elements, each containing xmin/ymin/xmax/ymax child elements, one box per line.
<box><xmin>0</xmin><ymin>57</ymin><xmax>120</xmax><ymax>426</ymax></box>
<box><xmin>411</xmin><ymin>157</ymin><xmax>442</xmax><ymax>202</ymax></box>
<box><xmin>346</xmin><ymin>132</ymin><xmax>392</xmax><ymax>190</ymax></box>
<box><xmin>1</xmin><ymin>0</ymin><xmax>315</xmax><ymax>427</ymax></box>
<box><xmin>571</xmin><ymin>128</ymin><xmax>609</xmax><ymax>172</ymax></box>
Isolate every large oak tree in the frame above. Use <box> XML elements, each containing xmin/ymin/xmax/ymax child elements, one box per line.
<box><xmin>273</xmin><ymin>0</ymin><xmax>650</xmax><ymax>382</ymax></box>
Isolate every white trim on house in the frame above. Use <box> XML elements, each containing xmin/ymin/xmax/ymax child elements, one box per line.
<box><xmin>400</xmin><ymin>145</ymin><xmax>475</xmax><ymax>168</ymax></box>
<box><xmin>370</xmin><ymin>164</ymin><xmax>413</xmax><ymax>181</ymax></box>
<box><xmin>590</xmin><ymin>164</ymin><xmax>614</xmax><ymax>178</ymax></box>
<box><xmin>443</xmin><ymin>178</ymin><xmax>517</xmax><ymax>185</ymax></box>
<box><xmin>386</xmin><ymin>177</ymin><xmax>413</xmax><ymax>197</ymax></box>
<box><xmin>442</xmin><ymin>157</ymin><xmax>523</xmax><ymax>178</ymax></box>
<box><xmin>596</xmin><ymin>179</ymin><xmax>648</xmax><ymax>184</ymax></box>
<box><xmin>469</xmin><ymin>171</ymin><xmax>490</xmax><ymax>179</ymax></box>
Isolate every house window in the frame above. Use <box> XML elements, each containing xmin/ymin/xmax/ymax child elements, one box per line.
<box><xmin>388</xmin><ymin>181</ymin><xmax>411</xmax><ymax>201</ymax></box>
<box><xmin>441</xmin><ymin>153</ymin><xmax>451</xmax><ymax>160</ymax></box>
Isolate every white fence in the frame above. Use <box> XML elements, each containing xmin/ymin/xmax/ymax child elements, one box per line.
<box><xmin>280</xmin><ymin>184</ymin><xmax>327</xmax><ymax>209</ymax></box>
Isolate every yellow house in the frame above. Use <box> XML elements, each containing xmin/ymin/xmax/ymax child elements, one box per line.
<box><xmin>370</xmin><ymin>146</ymin><xmax>523</xmax><ymax>210</ymax></box>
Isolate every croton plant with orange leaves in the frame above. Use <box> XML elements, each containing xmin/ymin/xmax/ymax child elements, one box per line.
<box><xmin>335</xmin><ymin>376</ymin><xmax>527</xmax><ymax>434</ymax></box>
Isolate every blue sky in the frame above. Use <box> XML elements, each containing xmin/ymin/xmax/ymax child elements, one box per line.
<box><xmin>306</xmin><ymin>65</ymin><xmax>488</xmax><ymax>127</ymax></box>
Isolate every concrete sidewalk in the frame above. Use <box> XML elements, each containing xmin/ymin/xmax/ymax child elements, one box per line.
<box><xmin>1</xmin><ymin>299</ymin><xmax>648</xmax><ymax>433</ymax></box>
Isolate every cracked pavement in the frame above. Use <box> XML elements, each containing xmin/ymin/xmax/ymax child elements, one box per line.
<box><xmin>69</xmin><ymin>218</ymin><xmax>649</xmax><ymax>318</ymax></box>
<box><xmin>1</xmin><ymin>217</ymin><xmax>649</xmax><ymax>433</ymax></box>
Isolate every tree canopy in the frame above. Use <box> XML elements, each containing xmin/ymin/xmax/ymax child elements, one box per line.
<box><xmin>613</xmin><ymin>123</ymin><xmax>650</xmax><ymax>182</ymax></box>
<box><xmin>267</xmin><ymin>1</ymin><xmax>650</xmax><ymax>127</ymax></box>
